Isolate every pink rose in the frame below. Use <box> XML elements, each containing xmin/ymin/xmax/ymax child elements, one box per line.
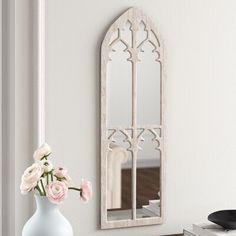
<box><xmin>46</xmin><ymin>181</ymin><xmax>68</xmax><ymax>204</ymax></box>
<box><xmin>54</xmin><ymin>167</ymin><xmax>68</xmax><ymax>178</ymax></box>
<box><xmin>80</xmin><ymin>179</ymin><xmax>92</xmax><ymax>203</ymax></box>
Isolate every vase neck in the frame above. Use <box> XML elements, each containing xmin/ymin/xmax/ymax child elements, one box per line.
<box><xmin>34</xmin><ymin>195</ymin><xmax>59</xmax><ymax>213</ymax></box>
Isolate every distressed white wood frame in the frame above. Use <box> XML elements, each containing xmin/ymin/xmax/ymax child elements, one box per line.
<box><xmin>101</xmin><ymin>7</ymin><xmax>165</xmax><ymax>229</ymax></box>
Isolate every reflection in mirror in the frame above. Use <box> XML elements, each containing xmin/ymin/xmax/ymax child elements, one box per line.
<box><xmin>136</xmin><ymin>130</ymin><xmax>161</xmax><ymax>218</ymax></box>
<box><xmin>137</xmin><ymin>36</ymin><xmax>161</xmax><ymax>125</ymax></box>
<box><xmin>101</xmin><ymin>7</ymin><xmax>164</xmax><ymax>229</ymax></box>
<box><xmin>107</xmin><ymin>130</ymin><xmax>132</xmax><ymax>221</ymax></box>
<box><xmin>107</xmin><ymin>36</ymin><xmax>132</xmax><ymax>126</ymax></box>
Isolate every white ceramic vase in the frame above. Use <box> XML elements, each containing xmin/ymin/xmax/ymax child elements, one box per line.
<box><xmin>22</xmin><ymin>195</ymin><xmax>74</xmax><ymax>236</ymax></box>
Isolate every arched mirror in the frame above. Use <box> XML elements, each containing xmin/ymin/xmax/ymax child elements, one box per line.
<box><xmin>101</xmin><ymin>7</ymin><xmax>164</xmax><ymax>229</ymax></box>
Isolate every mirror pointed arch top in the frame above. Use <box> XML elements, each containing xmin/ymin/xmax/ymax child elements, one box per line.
<box><xmin>102</xmin><ymin>7</ymin><xmax>162</xmax><ymax>64</ymax></box>
<box><xmin>101</xmin><ymin>7</ymin><xmax>164</xmax><ymax>229</ymax></box>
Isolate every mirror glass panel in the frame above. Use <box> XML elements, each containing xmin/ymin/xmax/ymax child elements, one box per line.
<box><xmin>136</xmin><ymin>130</ymin><xmax>161</xmax><ymax>218</ymax></box>
<box><xmin>137</xmin><ymin>28</ymin><xmax>161</xmax><ymax>125</ymax></box>
<box><xmin>107</xmin><ymin>32</ymin><xmax>132</xmax><ymax>126</ymax></box>
<box><xmin>107</xmin><ymin>130</ymin><xmax>132</xmax><ymax>221</ymax></box>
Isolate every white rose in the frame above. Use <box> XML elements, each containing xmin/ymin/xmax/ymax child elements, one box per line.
<box><xmin>40</xmin><ymin>160</ymin><xmax>53</xmax><ymax>173</ymax></box>
<box><xmin>20</xmin><ymin>163</ymin><xmax>43</xmax><ymax>194</ymax></box>
<box><xmin>33</xmin><ymin>143</ymin><xmax>52</xmax><ymax>161</ymax></box>
<box><xmin>63</xmin><ymin>174</ymin><xmax>72</xmax><ymax>187</ymax></box>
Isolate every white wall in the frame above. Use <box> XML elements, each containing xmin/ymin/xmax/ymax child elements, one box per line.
<box><xmin>7</xmin><ymin>0</ymin><xmax>236</xmax><ymax>235</ymax></box>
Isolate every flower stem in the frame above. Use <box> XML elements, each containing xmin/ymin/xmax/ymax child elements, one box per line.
<box><xmin>46</xmin><ymin>174</ymin><xmax>49</xmax><ymax>185</ymax></box>
<box><xmin>50</xmin><ymin>172</ymin><xmax>53</xmax><ymax>181</ymax></box>
<box><xmin>35</xmin><ymin>185</ymin><xmax>43</xmax><ymax>196</ymax></box>
<box><xmin>40</xmin><ymin>179</ymin><xmax>46</xmax><ymax>196</ymax></box>
<box><xmin>68</xmin><ymin>187</ymin><xmax>81</xmax><ymax>192</ymax></box>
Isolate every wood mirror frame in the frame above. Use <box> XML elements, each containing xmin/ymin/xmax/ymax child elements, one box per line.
<box><xmin>100</xmin><ymin>7</ymin><xmax>165</xmax><ymax>229</ymax></box>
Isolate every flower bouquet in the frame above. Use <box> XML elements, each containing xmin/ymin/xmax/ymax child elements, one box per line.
<box><xmin>20</xmin><ymin>143</ymin><xmax>92</xmax><ymax>236</ymax></box>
